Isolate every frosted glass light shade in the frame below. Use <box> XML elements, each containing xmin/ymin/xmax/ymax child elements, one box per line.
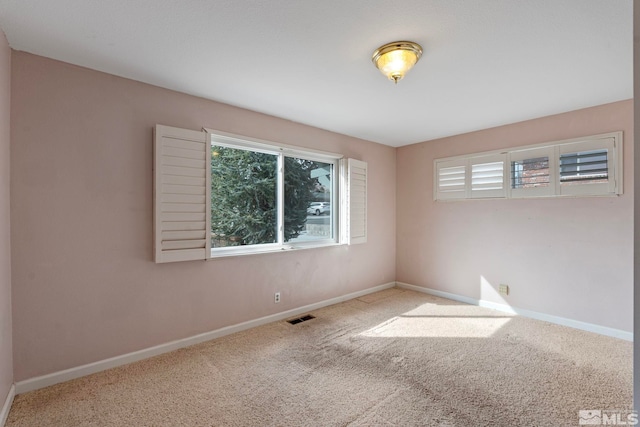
<box><xmin>372</xmin><ymin>41</ymin><xmax>423</xmax><ymax>84</ymax></box>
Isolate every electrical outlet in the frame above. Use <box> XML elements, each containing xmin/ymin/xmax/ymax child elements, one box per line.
<box><xmin>499</xmin><ymin>284</ymin><xmax>509</xmax><ymax>295</ymax></box>
<box><xmin>274</xmin><ymin>292</ymin><xmax>281</xmax><ymax>303</ymax></box>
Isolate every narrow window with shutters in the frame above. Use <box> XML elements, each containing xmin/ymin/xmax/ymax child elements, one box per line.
<box><xmin>433</xmin><ymin>132</ymin><xmax>621</xmax><ymax>201</ymax></box>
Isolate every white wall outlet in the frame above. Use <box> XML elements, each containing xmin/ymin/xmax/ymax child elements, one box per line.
<box><xmin>274</xmin><ymin>292</ymin><xmax>281</xmax><ymax>303</ymax></box>
<box><xmin>499</xmin><ymin>284</ymin><xmax>509</xmax><ymax>295</ymax></box>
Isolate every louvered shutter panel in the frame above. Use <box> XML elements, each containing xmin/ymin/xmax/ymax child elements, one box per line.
<box><xmin>435</xmin><ymin>158</ymin><xmax>467</xmax><ymax>200</ymax></box>
<box><xmin>347</xmin><ymin>159</ymin><xmax>367</xmax><ymax>244</ymax></box>
<box><xmin>470</xmin><ymin>154</ymin><xmax>507</xmax><ymax>199</ymax></box>
<box><xmin>558</xmin><ymin>137</ymin><xmax>616</xmax><ymax>196</ymax></box>
<box><xmin>154</xmin><ymin>125</ymin><xmax>210</xmax><ymax>263</ymax></box>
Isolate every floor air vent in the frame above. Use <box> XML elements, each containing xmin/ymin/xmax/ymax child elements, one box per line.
<box><xmin>287</xmin><ymin>314</ymin><xmax>316</xmax><ymax>325</ymax></box>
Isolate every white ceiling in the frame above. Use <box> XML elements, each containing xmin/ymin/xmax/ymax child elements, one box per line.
<box><xmin>0</xmin><ymin>0</ymin><xmax>633</xmax><ymax>147</ymax></box>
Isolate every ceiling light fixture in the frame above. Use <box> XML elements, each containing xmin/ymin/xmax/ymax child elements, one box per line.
<box><xmin>372</xmin><ymin>41</ymin><xmax>423</xmax><ymax>84</ymax></box>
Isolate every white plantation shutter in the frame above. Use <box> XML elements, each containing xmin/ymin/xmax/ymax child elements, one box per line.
<box><xmin>509</xmin><ymin>147</ymin><xmax>555</xmax><ymax>198</ymax></box>
<box><xmin>346</xmin><ymin>159</ymin><xmax>367</xmax><ymax>244</ymax></box>
<box><xmin>470</xmin><ymin>154</ymin><xmax>507</xmax><ymax>199</ymax></box>
<box><xmin>433</xmin><ymin>132</ymin><xmax>621</xmax><ymax>201</ymax></box>
<box><xmin>558</xmin><ymin>138</ymin><xmax>616</xmax><ymax>196</ymax></box>
<box><xmin>154</xmin><ymin>125</ymin><xmax>211</xmax><ymax>263</ymax></box>
<box><xmin>435</xmin><ymin>158</ymin><xmax>467</xmax><ymax>200</ymax></box>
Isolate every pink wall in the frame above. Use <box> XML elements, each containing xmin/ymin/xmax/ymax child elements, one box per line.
<box><xmin>10</xmin><ymin>52</ymin><xmax>397</xmax><ymax>381</ymax></box>
<box><xmin>8</xmin><ymin>48</ymin><xmax>632</xmax><ymax>384</ymax></box>
<box><xmin>0</xmin><ymin>31</ymin><xmax>12</xmax><ymax>404</ymax></box>
<box><xmin>633</xmin><ymin>5</ymin><xmax>640</xmax><ymax>409</ymax></box>
<box><xmin>397</xmin><ymin>100</ymin><xmax>633</xmax><ymax>332</ymax></box>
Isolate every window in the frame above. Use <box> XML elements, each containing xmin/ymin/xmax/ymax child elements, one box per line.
<box><xmin>509</xmin><ymin>147</ymin><xmax>554</xmax><ymax>198</ymax></box>
<box><xmin>511</xmin><ymin>156</ymin><xmax>549</xmax><ymax>188</ymax></box>
<box><xmin>434</xmin><ymin>132</ymin><xmax>622</xmax><ymax>201</ymax></box>
<box><xmin>209</xmin><ymin>143</ymin><xmax>335</xmax><ymax>251</ymax></box>
<box><xmin>558</xmin><ymin>138</ymin><xmax>616</xmax><ymax>196</ymax></box>
<box><xmin>512</xmin><ymin>157</ymin><xmax>550</xmax><ymax>188</ymax></box>
<box><xmin>154</xmin><ymin>125</ymin><xmax>367</xmax><ymax>263</ymax></box>
<box><xmin>560</xmin><ymin>150</ymin><xmax>608</xmax><ymax>184</ymax></box>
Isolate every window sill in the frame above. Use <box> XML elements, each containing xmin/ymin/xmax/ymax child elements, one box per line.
<box><xmin>434</xmin><ymin>192</ymin><xmax>620</xmax><ymax>202</ymax></box>
<box><xmin>209</xmin><ymin>241</ymin><xmax>344</xmax><ymax>259</ymax></box>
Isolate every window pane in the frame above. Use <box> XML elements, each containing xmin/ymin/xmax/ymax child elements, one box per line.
<box><xmin>560</xmin><ymin>149</ymin><xmax>608</xmax><ymax>185</ymax></box>
<box><xmin>511</xmin><ymin>156</ymin><xmax>550</xmax><ymax>189</ymax></box>
<box><xmin>210</xmin><ymin>145</ymin><xmax>278</xmax><ymax>248</ymax></box>
<box><xmin>284</xmin><ymin>158</ymin><xmax>332</xmax><ymax>243</ymax></box>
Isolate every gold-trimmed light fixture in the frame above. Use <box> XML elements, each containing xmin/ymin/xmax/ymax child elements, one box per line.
<box><xmin>372</xmin><ymin>41</ymin><xmax>423</xmax><ymax>84</ymax></box>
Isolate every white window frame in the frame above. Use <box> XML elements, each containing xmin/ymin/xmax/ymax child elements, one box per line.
<box><xmin>205</xmin><ymin>129</ymin><xmax>341</xmax><ymax>257</ymax></box>
<box><xmin>433</xmin><ymin>131</ymin><xmax>623</xmax><ymax>201</ymax></box>
<box><xmin>154</xmin><ymin>125</ymin><xmax>368</xmax><ymax>263</ymax></box>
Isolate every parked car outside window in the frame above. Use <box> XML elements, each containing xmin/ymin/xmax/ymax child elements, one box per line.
<box><xmin>307</xmin><ymin>202</ymin><xmax>330</xmax><ymax>216</ymax></box>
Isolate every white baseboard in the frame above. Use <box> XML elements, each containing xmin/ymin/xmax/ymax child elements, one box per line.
<box><xmin>395</xmin><ymin>282</ymin><xmax>632</xmax><ymax>342</ymax></box>
<box><xmin>396</xmin><ymin>282</ymin><xmax>479</xmax><ymax>306</ymax></box>
<box><xmin>15</xmin><ymin>282</ymin><xmax>396</xmax><ymax>395</ymax></box>
<box><xmin>0</xmin><ymin>384</ymin><xmax>15</xmax><ymax>427</ymax></box>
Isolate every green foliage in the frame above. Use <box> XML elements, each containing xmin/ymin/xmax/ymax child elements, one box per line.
<box><xmin>284</xmin><ymin>157</ymin><xmax>316</xmax><ymax>241</ymax></box>
<box><xmin>210</xmin><ymin>146</ymin><xmax>317</xmax><ymax>246</ymax></box>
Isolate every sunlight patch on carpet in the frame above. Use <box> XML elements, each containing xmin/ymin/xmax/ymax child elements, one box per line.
<box><xmin>360</xmin><ymin>315</ymin><xmax>512</xmax><ymax>338</ymax></box>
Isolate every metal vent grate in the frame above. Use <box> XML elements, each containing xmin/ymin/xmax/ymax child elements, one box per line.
<box><xmin>287</xmin><ymin>314</ymin><xmax>316</xmax><ymax>325</ymax></box>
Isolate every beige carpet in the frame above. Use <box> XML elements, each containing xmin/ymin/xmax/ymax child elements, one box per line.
<box><xmin>7</xmin><ymin>288</ymin><xmax>632</xmax><ymax>426</ymax></box>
